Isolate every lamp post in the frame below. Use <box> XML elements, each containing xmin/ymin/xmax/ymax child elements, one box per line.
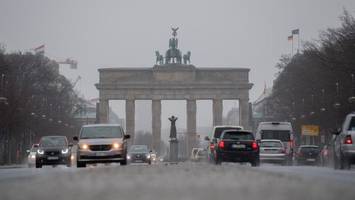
<box><xmin>334</xmin><ymin>82</ymin><xmax>341</xmax><ymax>128</ymax></box>
<box><xmin>0</xmin><ymin>74</ymin><xmax>8</xmax><ymax>105</ymax></box>
<box><xmin>320</xmin><ymin>89</ymin><xmax>326</xmax><ymax>112</ymax></box>
<box><xmin>349</xmin><ymin>74</ymin><xmax>355</xmax><ymax>105</ymax></box>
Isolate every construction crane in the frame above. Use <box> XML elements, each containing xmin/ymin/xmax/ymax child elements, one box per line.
<box><xmin>56</xmin><ymin>58</ymin><xmax>78</xmax><ymax>69</ymax></box>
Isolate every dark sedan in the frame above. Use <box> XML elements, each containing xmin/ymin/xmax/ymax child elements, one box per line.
<box><xmin>35</xmin><ymin>136</ymin><xmax>72</xmax><ymax>168</ymax></box>
<box><xmin>214</xmin><ymin>130</ymin><xmax>260</xmax><ymax>167</ymax></box>
<box><xmin>295</xmin><ymin>145</ymin><xmax>321</xmax><ymax>165</ymax></box>
<box><xmin>127</xmin><ymin>145</ymin><xmax>151</xmax><ymax>165</ymax></box>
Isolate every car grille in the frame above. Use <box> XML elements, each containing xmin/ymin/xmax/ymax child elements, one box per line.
<box><xmin>45</xmin><ymin>150</ymin><xmax>60</xmax><ymax>156</ymax></box>
<box><xmin>89</xmin><ymin>144</ymin><xmax>112</xmax><ymax>151</ymax></box>
<box><xmin>80</xmin><ymin>155</ymin><xmax>121</xmax><ymax>160</ymax></box>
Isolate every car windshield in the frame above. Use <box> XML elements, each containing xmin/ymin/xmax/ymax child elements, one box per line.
<box><xmin>261</xmin><ymin>141</ymin><xmax>283</xmax><ymax>148</ymax></box>
<box><xmin>261</xmin><ymin>130</ymin><xmax>291</xmax><ymax>142</ymax></box>
<box><xmin>40</xmin><ymin>137</ymin><xmax>67</xmax><ymax>147</ymax></box>
<box><xmin>348</xmin><ymin>117</ymin><xmax>355</xmax><ymax>131</ymax></box>
<box><xmin>300</xmin><ymin>146</ymin><xmax>320</xmax><ymax>153</ymax></box>
<box><xmin>214</xmin><ymin>127</ymin><xmax>242</xmax><ymax>139</ymax></box>
<box><xmin>80</xmin><ymin>126</ymin><xmax>123</xmax><ymax>139</ymax></box>
<box><xmin>129</xmin><ymin>145</ymin><xmax>148</xmax><ymax>153</ymax></box>
<box><xmin>221</xmin><ymin>131</ymin><xmax>254</xmax><ymax>140</ymax></box>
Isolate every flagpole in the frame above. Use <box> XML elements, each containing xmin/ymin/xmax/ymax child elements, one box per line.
<box><xmin>297</xmin><ymin>30</ymin><xmax>300</xmax><ymax>54</ymax></box>
<box><xmin>292</xmin><ymin>37</ymin><xmax>294</xmax><ymax>57</ymax></box>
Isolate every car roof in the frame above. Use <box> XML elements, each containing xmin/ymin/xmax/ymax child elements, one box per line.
<box><xmin>213</xmin><ymin>125</ymin><xmax>243</xmax><ymax>129</ymax></box>
<box><xmin>41</xmin><ymin>135</ymin><xmax>66</xmax><ymax>138</ymax></box>
<box><xmin>299</xmin><ymin>145</ymin><xmax>319</xmax><ymax>148</ymax></box>
<box><xmin>221</xmin><ymin>130</ymin><xmax>253</xmax><ymax>134</ymax></box>
<box><xmin>82</xmin><ymin>124</ymin><xmax>122</xmax><ymax>128</ymax></box>
<box><xmin>260</xmin><ymin>139</ymin><xmax>282</xmax><ymax>143</ymax></box>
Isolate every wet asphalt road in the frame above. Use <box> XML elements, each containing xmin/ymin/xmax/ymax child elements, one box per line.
<box><xmin>0</xmin><ymin>162</ymin><xmax>354</xmax><ymax>200</ymax></box>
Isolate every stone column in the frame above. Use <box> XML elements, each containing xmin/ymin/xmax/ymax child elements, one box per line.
<box><xmin>152</xmin><ymin>99</ymin><xmax>161</xmax><ymax>154</ymax></box>
<box><xmin>213</xmin><ymin>99</ymin><xmax>223</xmax><ymax>126</ymax></box>
<box><xmin>186</xmin><ymin>99</ymin><xmax>197</xmax><ymax>156</ymax></box>
<box><xmin>125</xmin><ymin>99</ymin><xmax>135</xmax><ymax>142</ymax></box>
<box><xmin>239</xmin><ymin>98</ymin><xmax>250</xmax><ymax>130</ymax></box>
<box><xmin>97</xmin><ymin>99</ymin><xmax>109</xmax><ymax>123</ymax></box>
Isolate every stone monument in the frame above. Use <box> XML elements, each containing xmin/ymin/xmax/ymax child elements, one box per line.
<box><xmin>169</xmin><ymin>115</ymin><xmax>179</xmax><ymax>162</ymax></box>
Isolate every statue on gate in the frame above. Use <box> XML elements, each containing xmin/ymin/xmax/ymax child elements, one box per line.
<box><xmin>169</xmin><ymin>115</ymin><xmax>178</xmax><ymax>139</ymax></box>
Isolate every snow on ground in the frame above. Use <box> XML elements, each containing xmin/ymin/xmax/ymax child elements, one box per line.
<box><xmin>0</xmin><ymin>162</ymin><xmax>353</xmax><ymax>200</ymax></box>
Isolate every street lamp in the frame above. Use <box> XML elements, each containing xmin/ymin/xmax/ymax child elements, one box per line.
<box><xmin>349</xmin><ymin>74</ymin><xmax>355</xmax><ymax>104</ymax></box>
<box><xmin>320</xmin><ymin>89</ymin><xmax>326</xmax><ymax>112</ymax></box>
<box><xmin>0</xmin><ymin>74</ymin><xmax>8</xmax><ymax>105</ymax></box>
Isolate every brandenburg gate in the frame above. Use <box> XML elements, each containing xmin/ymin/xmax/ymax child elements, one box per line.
<box><xmin>96</xmin><ymin>28</ymin><xmax>253</xmax><ymax>154</ymax></box>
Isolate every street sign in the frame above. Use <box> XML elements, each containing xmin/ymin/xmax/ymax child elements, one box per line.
<box><xmin>301</xmin><ymin>125</ymin><xmax>320</xmax><ymax>136</ymax></box>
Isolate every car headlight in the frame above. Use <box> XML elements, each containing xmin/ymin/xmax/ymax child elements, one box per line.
<box><xmin>127</xmin><ymin>155</ymin><xmax>131</xmax><ymax>160</ymax></box>
<box><xmin>113</xmin><ymin>143</ymin><xmax>121</xmax><ymax>150</ymax></box>
<box><xmin>37</xmin><ymin>149</ymin><xmax>44</xmax><ymax>155</ymax></box>
<box><xmin>61</xmin><ymin>148</ymin><xmax>69</xmax><ymax>154</ymax></box>
<box><xmin>146</xmin><ymin>154</ymin><xmax>151</xmax><ymax>159</ymax></box>
<box><xmin>30</xmin><ymin>155</ymin><xmax>36</xmax><ymax>159</ymax></box>
<box><xmin>80</xmin><ymin>144</ymin><xmax>89</xmax><ymax>150</ymax></box>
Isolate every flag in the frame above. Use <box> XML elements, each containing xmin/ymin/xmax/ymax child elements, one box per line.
<box><xmin>292</xmin><ymin>29</ymin><xmax>299</xmax><ymax>35</ymax></box>
<box><xmin>288</xmin><ymin>35</ymin><xmax>293</xmax><ymax>41</ymax></box>
<box><xmin>34</xmin><ymin>44</ymin><xmax>45</xmax><ymax>54</ymax></box>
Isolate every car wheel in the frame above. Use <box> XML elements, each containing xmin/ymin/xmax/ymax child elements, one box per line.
<box><xmin>35</xmin><ymin>162</ymin><xmax>42</xmax><ymax>168</ymax></box>
<box><xmin>214</xmin><ymin>154</ymin><xmax>222</xmax><ymax>165</ymax></box>
<box><xmin>251</xmin><ymin>158</ymin><xmax>260</xmax><ymax>167</ymax></box>
<box><xmin>120</xmin><ymin>159</ymin><xmax>127</xmax><ymax>166</ymax></box>
<box><xmin>77</xmin><ymin>161</ymin><xmax>86</xmax><ymax>168</ymax></box>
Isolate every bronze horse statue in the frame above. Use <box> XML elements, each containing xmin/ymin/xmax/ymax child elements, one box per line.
<box><xmin>183</xmin><ymin>51</ymin><xmax>191</xmax><ymax>64</ymax></box>
<box><xmin>155</xmin><ymin>51</ymin><xmax>164</xmax><ymax>65</ymax></box>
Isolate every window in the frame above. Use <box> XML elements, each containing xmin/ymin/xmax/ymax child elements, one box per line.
<box><xmin>261</xmin><ymin>141</ymin><xmax>283</xmax><ymax>148</ymax></box>
<box><xmin>261</xmin><ymin>130</ymin><xmax>291</xmax><ymax>142</ymax></box>
<box><xmin>221</xmin><ymin>131</ymin><xmax>254</xmax><ymax>140</ymax></box>
<box><xmin>348</xmin><ymin>117</ymin><xmax>355</xmax><ymax>131</ymax></box>
<box><xmin>40</xmin><ymin>137</ymin><xmax>67</xmax><ymax>147</ymax></box>
<box><xmin>80</xmin><ymin>126</ymin><xmax>123</xmax><ymax>139</ymax></box>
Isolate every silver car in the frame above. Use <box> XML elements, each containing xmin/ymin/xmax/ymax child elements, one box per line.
<box><xmin>333</xmin><ymin>112</ymin><xmax>355</xmax><ymax>170</ymax></box>
<box><xmin>260</xmin><ymin>139</ymin><xmax>287</xmax><ymax>165</ymax></box>
<box><xmin>74</xmin><ymin>124</ymin><xmax>130</xmax><ymax>168</ymax></box>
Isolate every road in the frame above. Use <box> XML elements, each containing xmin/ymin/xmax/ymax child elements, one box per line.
<box><xmin>0</xmin><ymin>163</ymin><xmax>354</xmax><ymax>200</ymax></box>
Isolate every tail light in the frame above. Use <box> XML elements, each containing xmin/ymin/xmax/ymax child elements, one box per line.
<box><xmin>218</xmin><ymin>140</ymin><xmax>225</xmax><ymax>149</ymax></box>
<box><xmin>210</xmin><ymin>143</ymin><xmax>215</xmax><ymax>150</ymax></box>
<box><xmin>344</xmin><ymin>135</ymin><xmax>353</xmax><ymax>144</ymax></box>
<box><xmin>252</xmin><ymin>141</ymin><xmax>258</xmax><ymax>150</ymax></box>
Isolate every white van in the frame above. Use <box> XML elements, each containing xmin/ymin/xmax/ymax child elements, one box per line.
<box><xmin>256</xmin><ymin>122</ymin><xmax>294</xmax><ymax>164</ymax></box>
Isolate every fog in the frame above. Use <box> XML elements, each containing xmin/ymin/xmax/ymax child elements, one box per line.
<box><xmin>1</xmin><ymin>0</ymin><xmax>354</xmax><ymax>130</ymax></box>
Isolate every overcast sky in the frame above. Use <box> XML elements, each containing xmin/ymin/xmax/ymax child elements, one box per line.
<box><xmin>1</xmin><ymin>0</ymin><xmax>355</xmax><ymax>132</ymax></box>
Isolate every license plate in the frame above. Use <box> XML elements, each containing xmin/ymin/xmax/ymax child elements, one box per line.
<box><xmin>134</xmin><ymin>160</ymin><xmax>143</xmax><ymax>162</ymax></box>
<box><xmin>95</xmin><ymin>152</ymin><xmax>107</xmax><ymax>156</ymax></box>
<box><xmin>307</xmin><ymin>158</ymin><xmax>316</xmax><ymax>162</ymax></box>
<box><xmin>232</xmin><ymin>144</ymin><xmax>246</xmax><ymax>149</ymax></box>
<box><xmin>47</xmin><ymin>156</ymin><xmax>58</xmax><ymax>160</ymax></box>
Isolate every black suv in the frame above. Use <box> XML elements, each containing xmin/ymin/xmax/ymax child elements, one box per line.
<box><xmin>35</xmin><ymin>136</ymin><xmax>72</xmax><ymax>168</ymax></box>
<box><xmin>213</xmin><ymin>130</ymin><xmax>260</xmax><ymax>166</ymax></box>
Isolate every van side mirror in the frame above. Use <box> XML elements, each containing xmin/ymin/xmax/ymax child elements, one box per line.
<box><xmin>73</xmin><ymin>136</ymin><xmax>78</xmax><ymax>141</ymax></box>
<box><xmin>124</xmin><ymin>135</ymin><xmax>131</xmax><ymax>140</ymax></box>
<box><xmin>204</xmin><ymin>136</ymin><xmax>210</xmax><ymax>141</ymax></box>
